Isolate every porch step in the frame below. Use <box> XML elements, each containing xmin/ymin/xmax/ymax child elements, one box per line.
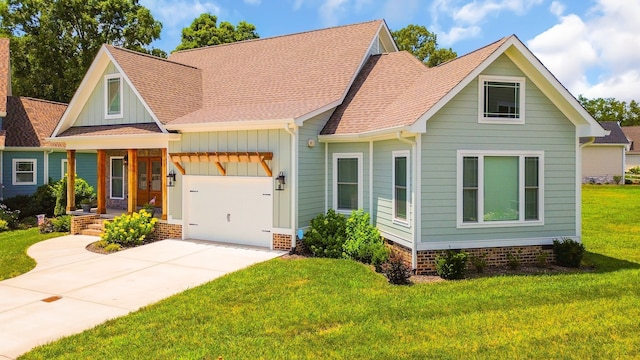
<box><xmin>80</xmin><ymin>219</ymin><xmax>107</xmax><ymax>237</ymax></box>
<box><xmin>81</xmin><ymin>229</ymin><xmax>103</xmax><ymax>237</ymax></box>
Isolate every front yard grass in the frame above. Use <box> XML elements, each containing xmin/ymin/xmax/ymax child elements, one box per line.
<box><xmin>20</xmin><ymin>186</ymin><xmax>640</xmax><ymax>359</ymax></box>
<box><xmin>0</xmin><ymin>228</ymin><xmax>64</xmax><ymax>280</ymax></box>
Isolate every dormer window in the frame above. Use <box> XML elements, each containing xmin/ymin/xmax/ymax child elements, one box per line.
<box><xmin>478</xmin><ymin>75</ymin><xmax>525</xmax><ymax>124</ymax></box>
<box><xmin>105</xmin><ymin>74</ymin><xmax>123</xmax><ymax>119</ymax></box>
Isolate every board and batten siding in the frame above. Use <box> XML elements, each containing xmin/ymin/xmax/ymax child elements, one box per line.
<box><xmin>74</xmin><ymin>63</ymin><xmax>155</xmax><ymax>127</ymax></box>
<box><xmin>168</xmin><ymin>129</ymin><xmax>291</xmax><ymax>229</ymax></box>
<box><xmin>327</xmin><ymin>142</ymin><xmax>370</xmax><ymax>213</ymax></box>
<box><xmin>297</xmin><ymin>111</ymin><xmax>331</xmax><ymax>228</ymax></box>
<box><xmin>420</xmin><ymin>54</ymin><xmax>577</xmax><ymax>246</ymax></box>
<box><xmin>371</xmin><ymin>139</ymin><xmax>413</xmax><ymax>245</ymax></box>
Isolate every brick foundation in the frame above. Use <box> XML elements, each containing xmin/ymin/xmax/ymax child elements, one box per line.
<box><xmin>149</xmin><ymin>222</ymin><xmax>182</xmax><ymax>241</ymax></box>
<box><xmin>70</xmin><ymin>214</ymin><xmax>101</xmax><ymax>234</ymax></box>
<box><xmin>273</xmin><ymin>233</ymin><xmax>293</xmax><ymax>250</ymax></box>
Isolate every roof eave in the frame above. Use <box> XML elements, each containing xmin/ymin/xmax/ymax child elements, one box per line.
<box><xmin>318</xmin><ymin>126</ymin><xmax>414</xmax><ymax>142</ymax></box>
<box><xmin>165</xmin><ymin>118</ymin><xmax>295</xmax><ymax>133</ymax></box>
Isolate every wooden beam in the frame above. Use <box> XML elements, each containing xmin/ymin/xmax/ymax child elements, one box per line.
<box><xmin>127</xmin><ymin>149</ymin><xmax>137</xmax><ymax>214</ymax></box>
<box><xmin>168</xmin><ymin>152</ymin><xmax>274</xmax><ymax>176</ymax></box>
<box><xmin>260</xmin><ymin>158</ymin><xmax>273</xmax><ymax>177</ymax></box>
<box><xmin>161</xmin><ymin>148</ymin><xmax>168</xmax><ymax>220</ymax></box>
<box><xmin>97</xmin><ymin>150</ymin><xmax>106</xmax><ymax>214</ymax></box>
<box><xmin>214</xmin><ymin>162</ymin><xmax>226</xmax><ymax>176</ymax></box>
<box><xmin>66</xmin><ymin>150</ymin><xmax>76</xmax><ymax>213</ymax></box>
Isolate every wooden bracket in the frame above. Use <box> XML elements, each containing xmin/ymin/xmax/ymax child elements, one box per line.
<box><xmin>169</xmin><ymin>151</ymin><xmax>274</xmax><ymax>177</ymax></box>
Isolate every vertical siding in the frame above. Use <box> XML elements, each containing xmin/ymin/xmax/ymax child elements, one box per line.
<box><xmin>372</xmin><ymin>139</ymin><xmax>413</xmax><ymax>241</ymax></box>
<box><xmin>297</xmin><ymin>111</ymin><xmax>331</xmax><ymax>228</ymax></box>
<box><xmin>169</xmin><ymin>129</ymin><xmax>291</xmax><ymax>228</ymax></box>
<box><xmin>421</xmin><ymin>54</ymin><xmax>577</xmax><ymax>244</ymax></box>
<box><xmin>74</xmin><ymin>63</ymin><xmax>156</xmax><ymax>126</ymax></box>
<box><xmin>327</xmin><ymin>142</ymin><xmax>370</xmax><ymax>212</ymax></box>
<box><xmin>1</xmin><ymin>151</ymin><xmax>45</xmax><ymax>199</ymax></box>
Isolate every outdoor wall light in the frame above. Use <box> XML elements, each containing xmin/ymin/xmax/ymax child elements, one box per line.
<box><xmin>166</xmin><ymin>169</ymin><xmax>177</xmax><ymax>187</ymax></box>
<box><xmin>123</xmin><ymin>155</ymin><xmax>128</xmax><ymax>166</ymax></box>
<box><xmin>276</xmin><ymin>171</ymin><xmax>286</xmax><ymax>191</ymax></box>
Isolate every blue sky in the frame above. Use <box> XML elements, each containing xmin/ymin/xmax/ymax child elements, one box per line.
<box><xmin>139</xmin><ymin>0</ymin><xmax>640</xmax><ymax>102</ymax></box>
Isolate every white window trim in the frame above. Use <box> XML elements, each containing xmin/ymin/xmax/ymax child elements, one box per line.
<box><xmin>110</xmin><ymin>156</ymin><xmax>125</xmax><ymax>199</ymax></box>
<box><xmin>392</xmin><ymin>150</ymin><xmax>410</xmax><ymax>226</ymax></box>
<box><xmin>12</xmin><ymin>159</ymin><xmax>37</xmax><ymax>185</ymax></box>
<box><xmin>456</xmin><ymin>150</ymin><xmax>544</xmax><ymax>228</ymax></box>
<box><xmin>61</xmin><ymin>159</ymin><xmax>78</xmax><ymax>179</ymax></box>
<box><xmin>104</xmin><ymin>74</ymin><xmax>124</xmax><ymax>119</ymax></box>
<box><xmin>478</xmin><ymin>75</ymin><xmax>526</xmax><ymax>124</ymax></box>
<box><xmin>332</xmin><ymin>153</ymin><xmax>363</xmax><ymax>214</ymax></box>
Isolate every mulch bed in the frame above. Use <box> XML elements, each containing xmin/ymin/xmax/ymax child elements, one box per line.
<box><xmin>85</xmin><ymin>239</ymin><xmax>159</xmax><ymax>255</ymax></box>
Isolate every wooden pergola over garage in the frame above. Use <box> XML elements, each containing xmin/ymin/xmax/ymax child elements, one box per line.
<box><xmin>169</xmin><ymin>151</ymin><xmax>274</xmax><ymax>176</ymax></box>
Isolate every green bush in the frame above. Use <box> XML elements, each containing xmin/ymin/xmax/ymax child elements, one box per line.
<box><xmin>102</xmin><ymin>210</ymin><xmax>158</xmax><ymax>247</ymax></box>
<box><xmin>435</xmin><ymin>250</ymin><xmax>468</xmax><ymax>280</ymax></box>
<box><xmin>470</xmin><ymin>253</ymin><xmax>487</xmax><ymax>273</ymax></box>
<box><xmin>0</xmin><ymin>203</ymin><xmax>20</xmax><ymax>229</ymax></box>
<box><xmin>343</xmin><ymin>209</ymin><xmax>387</xmax><ymax>265</ymax></box>
<box><xmin>629</xmin><ymin>166</ymin><xmax>640</xmax><ymax>175</ymax></box>
<box><xmin>381</xmin><ymin>249</ymin><xmax>412</xmax><ymax>285</ymax></box>
<box><xmin>20</xmin><ymin>216</ymin><xmax>38</xmax><ymax>229</ymax></box>
<box><xmin>303</xmin><ymin>209</ymin><xmax>347</xmax><ymax>258</ymax></box>
<box><xmin>39</xmin><ymin>218</ymin><xmax>54</xmax><ymax>233</ymax></box>
<box><xmin>0</xmin><ymin>219</ymin><xmax>9</xmax><ymax>232</ymax></box>
<box><xmin>613</xmin><ymin>175</ymin><xmax>623</xmax><ymax>185</ymax></box>
<box><xmin>52</xmin><ymin>176</ymin><xmax>95</xmax><ymax>216</ymax></box>
<box><xmin>506</xmin><ymin>252</ymin><xmax>520</xmax><ymax>270</ymax></box>
<box><xmin>104</xmin><ymin>243</ymin><xmax>122</xmax><ymax>253</ymax></box>
<box><xmin>553</xmin><ymin>238</ymin><xmax>585</xmax><ymax>268</ymax></box>
<box><xmin>372</xmin><ymin>244</ymin><xmax>391</xmax><ymax>272</ymax></box>
<box><xmin>51</xmin><ymin>215</ymin><xmax>71</xmax><ymax>232</ymax></box>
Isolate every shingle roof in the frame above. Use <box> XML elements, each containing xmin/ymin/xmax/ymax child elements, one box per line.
<box><xmin>580</xmin><ymin>121</ymin><xmax>629</xmax><ymax>145</ymax></box>
<box><xmin>4</xmin><ymin>96</ymin><xmax>67</xmax><ymax>147</ymax></box>
<box><xmin>105</xmin><ymin>45</ymin><xmax>202</xmax><ymax>125</ymax></box>
<box><xmin>0</xmin><ymin>38</ymin><xmax>10</xmax><ymax>115</ymax></box>
<box><xmin>622</xmin><ymin>126</ymin><xmax>640</xmax><ymax>153</ymax></box>
<box><xmin>322</xmin><ymin>36</ymin><xmax>509</xmax><ymax>135</ymax></box>
<box><xmin>167</xmin><ymin>20</ymin><xmax>384</xmax><ymax>124</ymax></box>
<box><xmin>57</xmin><ymin>123</ymin><xmax>162</xmax><ymax>137</ymax></box>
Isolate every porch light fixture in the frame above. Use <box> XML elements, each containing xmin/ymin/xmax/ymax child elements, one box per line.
<box><xmin>123</xmin><ymin>155</ymin><xmax>128</xmax><ymax>166</ymax></box>
<box><xmin>276</xmin><ymin>171</ymin><xmax>285</xmax><ymax>191</ymax></box>
<box><xmin>166</xmin><ymin>169</ymin><xmax>177</xmax><ymax>187</ymax></box>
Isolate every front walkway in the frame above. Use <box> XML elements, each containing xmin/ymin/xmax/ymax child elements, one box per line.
<box><xmin>0</xmin><ymin>235</ymin><xmax>285</xmax><ymax>359</ymax></box>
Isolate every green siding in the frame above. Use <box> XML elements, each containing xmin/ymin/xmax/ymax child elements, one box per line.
<box><xmin>327</xmin><ymin>142</ymin><xmax>370</xmax><ymax>213</ymax></box>
<box><xmin>297</xmin><ymin>112</ymin><xmax>330</xmax><ymax>228</ymax></box>
<box><xmin>420</xmin><ymin>54</ymin><xmax>577</xmax><ymax>244</ymax></box>
<box><xmin>75</xmin><ymin>63</ymin><xmax>156</xmax><ymax>126</ymax></box>
<box><xmin>169</xmin><ymin>129</ymin><xmax>291</xmax><ymax>228</ymax></box>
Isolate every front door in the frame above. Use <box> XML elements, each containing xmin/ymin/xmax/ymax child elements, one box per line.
<box><xmin>137</xmin><ymin>157</ymin><xmax>162</xmax><ymax>206</ymax></box>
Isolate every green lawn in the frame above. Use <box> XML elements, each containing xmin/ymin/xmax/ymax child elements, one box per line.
<box><xmin>20</xmin><ymin>186</ymin><xmax>640</xmax><ymax>359</ymax></box>
<box><xmin>0</xmin><ymin>228</ymin><xmax>65</xmax><ymax>280</ymax></box>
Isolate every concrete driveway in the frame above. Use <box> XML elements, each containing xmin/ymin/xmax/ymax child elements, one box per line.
<box><xmin>0</xmin><ymin>235</ymin><xmax>285</xmax><ymax>359</ymax></box>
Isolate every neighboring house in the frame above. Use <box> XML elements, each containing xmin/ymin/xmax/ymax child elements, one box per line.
<box><xmin>621</xmin><ymin>126</ymin><xmax>640</xmax><ymax>170</ymax></box>
<box><xmin>0</xmin><ymin>38</ymin><xmax>97</xmax><ymax>200</ymax></box>
<box><xmin>50</xmin><ymin>20</ymin><xmax>606</xmax><ymax>273</ymax></box>
<box><xmin>581</xmin><ymin>121</ymin><xmax>628</xmax><ymax>184</ymax></box>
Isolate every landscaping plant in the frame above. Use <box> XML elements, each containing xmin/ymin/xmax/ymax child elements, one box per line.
<box><xmin>304</xmin><ymin>209</ymin><xmax>347</xmax><ymax>258</ymax></box>
<box><xmin>553</xmin><ymin>237</ymin><xmax>585</xmax><ymax>268</ymax></box>
<box><xmin>381</xmin><ymin>249</ymin><xmax>412</xmax><ymax>285</ymax></box>
<box><xmin>51</xmin><ymin>176</ymin><xmax>95</xmax><ymax>216</ymax></box>
<box><xmin>343</xmin><ymin>209</ymin><xmax>388</xmax><ymax>265</ymax></box>
<box><xmin>435</xmin><ymin>250</ymin><xmax>469</xmax><ymax>280</ymax></box>
<box><xmin>101</xmin><ymin>210</ymin><xmax>158</xmax><ymax>247</ymax></box>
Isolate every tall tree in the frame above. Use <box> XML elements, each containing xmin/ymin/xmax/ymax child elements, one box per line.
<box><xmin>578</xmin><ymin>95</ymin><xmax>640</xmax><ymax>126</ymax></box>
<box><xmin>0</xmin><ymin>0</ymin><xmax>164</xmax><ymax>103</ymax></box>
<box><xmin>392</xmin><ymin>24</ymin><xmax>457</xmax><ymax>67</ymax></box>
<box><xmin>174</xmin><ymin>13</ymin><xmax>259</xmax><ymax>52</ymax></box>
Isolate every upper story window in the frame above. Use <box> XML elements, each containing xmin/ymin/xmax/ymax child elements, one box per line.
<box><xmin>13</xmin><ymin>159</ymin><xmax>37</xmax><ymax>185</ymax></box>
<box><xmin>105</xmin><ymin>74</ymin><xmax>123</xmax><ymax>119</ymax></box>
<box><xmin>478</xmin><ymin>75</ymin><xmax>525</xmax><ymax>124</ymax></box>
<box><xmin>333</xmin><ymin>153</ymin><xmax>363</xmax><ymax>213</ymax></box>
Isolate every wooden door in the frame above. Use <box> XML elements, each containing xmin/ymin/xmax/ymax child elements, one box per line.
<box><xmin>137</xmin><ymin>157</ymin><xmax>162</xmax><ymax>206</ymax></box>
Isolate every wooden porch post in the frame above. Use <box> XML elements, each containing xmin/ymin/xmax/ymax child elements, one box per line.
<box><xmin>97</xmin><ymin>150</ymin><xmax>106</xmax><ymax>214</ymax></box>
<box><xmin>161</xmin><ymin>148</ymin><xmax>168</xmax><ymax>220</ymax></box>
<box><xmin>66</xmin><ymin>150</ymin><xmax>76</xmax><ymax>213</ymax></box>
<box><xmin>127</xmin><ymin>149</ymin><xmax>138</xmax><ymax>213</ymax></box>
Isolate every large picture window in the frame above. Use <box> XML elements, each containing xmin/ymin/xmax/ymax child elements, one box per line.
<box><xmin>458</xmin><ymin>151</ymin><xmax>543</xmax><ymax>227</ymax></box>
<box><xmin>393</xmin><ymin>151</ymin><xmax>409</xmax><ymax>223</ymax></box>
<box><xmin>478</xmin><ymin>75</ymin><xmax>525</xmax><ymax>124</ymax></box>
<box><xmin>111</xmin><ymin>157</ymin><xmax>125</xmax><ymax>199</ymax></box>
<box><xmin>105</xmin><ymin>74</ymin><xmax>123</xmax><ymax>118</ymax></box>
<box><xmin>13</xmin><ymin>159</ymin><xmax>37</xmax><ymax>185</ymax></box>
<box><xmin>333</xmin><ymin>153</ymin><xmax>363</xmax><ymax>213</ymax></box>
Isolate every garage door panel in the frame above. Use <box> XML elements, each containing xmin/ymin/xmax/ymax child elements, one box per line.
<box><xmin>184</xmin><ymin>176</ymin><xmax>273</xmax><ymax>248</ymax></box>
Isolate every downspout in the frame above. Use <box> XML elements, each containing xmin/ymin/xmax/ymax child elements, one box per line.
<box><xmin>397</xmin><ymin>132</ymin><xmax>418</xmax><ymax>271</ymax></box>
<box><xmin>369</xmin><ymin>140</ymin><xmax>373</xmax><ymax>222</ymax></box>
<box><xmin>325</xmin><ymin>141</ymin><xmax>328</xmax><ymax>213</ymax></box>
<box><xmin>284</xmin><ymin>124</ymin><xmax>297</xmax><ymax>249</ymax></box>
<box><xmin>44</xmin><ymin>149</ymin><xmax>54</xmax><ymax>184</ymax></box>
<box><xmin>577</xmin><ymin>137</ymin><xmax>595</xmax><ymax>241</ymax></box>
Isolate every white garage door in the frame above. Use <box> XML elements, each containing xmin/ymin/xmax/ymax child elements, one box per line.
<box><xmin>184</xmin><ymin>176</ymin><xmax>273</xmax><ymax>248</ymax></box>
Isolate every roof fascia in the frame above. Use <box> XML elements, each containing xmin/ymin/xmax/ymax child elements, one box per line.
<box><xmin>295</xmin><ymin>102</ymin><xmax>338</xmax><ymax>126</ymax></box>
<box><xmin>49</xmin><ymin>133</ymin><xmax>179</xmax><ymax>150</ymax></box>
<box><xmin>3</xmin><ymin>146</ymin><xmax>62</xmax><ymax>151</ymax></box>
<box><xmin>165</xmin><ymin>119</ymin><xmax>294</xmax><ymax>133</ymax></box>
<box><xmin>318</xmin><ymin>126</ymin><xmax>415</xmax><ymax>143</ymax></box>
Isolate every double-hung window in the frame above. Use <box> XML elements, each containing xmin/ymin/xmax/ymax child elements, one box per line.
<box><xmin>458</xmin><ymin>151</ymin><xmax>543</xmax><ymax>227</ymax></box>
<box><xmin>479</xmin><ymin>75</ymin><xmax>525</xmax><ymax>124</ymax></box>
<box><xmin>13</xmin><ymin>159</ymin><xmax>37</xmax><ymax>185</ymax></box>
<box><xmin>393</xmin><ymin>151</ymin><xmax>409</xmax><ymax>224</ymax></box>
<box><xmin>110</xmin><ymin>157</ymin><xmax>125</xmax><ymax>199</ymax></box>
<box><xmin>333</xmin><ymin>153</ymin><xmax>363</xmax><ymax>213</ymax></box>
<box><xmin>105</xmin><ymin>74</ymin><xmax>123</xmax><ymax>119</ymax></box>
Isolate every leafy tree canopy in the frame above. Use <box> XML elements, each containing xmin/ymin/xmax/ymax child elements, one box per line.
<box><xmin>0</xmin><ymin>0</ymin><xmax>164</xmax><ymax>103</ymax></box>
<box><xmin>174</xmin><ymin>13</ymin><xmax>259</xmax><ymax>52</ymax></box>
<box><xmin>578</xmin><ymin>95</ymin><xmax>640</xmax><ymax>126</ymax></box>
<box><xmin>391</xmin><ymin>24</ymin><xmax>456</xmax><ymax>67</ymax></box>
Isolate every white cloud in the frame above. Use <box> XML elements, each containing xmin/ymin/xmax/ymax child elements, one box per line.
<box><xmin>319</xmin><ymin>0</ymin><xmax>349</xmax><ymax>26</ymax></box>
<box><xmin>453</xmin><ymin>0</ymin><xmax>543</xmax><ymax>25</ymax></box>
<box><xmin>549</xmin><ymin>1</ymin><xmax>565</xmax><ymax>17</ymax></box>
<box><xmin>438</xmin><ymin>26</ymin><xmax>482</xmax><ymax>45</ymax></box>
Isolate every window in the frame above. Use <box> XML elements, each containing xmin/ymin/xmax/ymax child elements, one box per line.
<box><xmin>61</xmin><ymin>159</ymin><xmax>68</xmax><ymax>179</ymax></box>
<box><xmin>13</xmin><ymin>159</ymin><xmax>37</xmax><ymax>185</ymax></box>
<box><xmin>105</xmin><ymin>74</ymin><xmax>123</xmax><ymax>118</ymax></box>
<box><xmin>479</xmin><ymin>75</ymin><xmax>525</xmax><ymax>124</ymax></box>
<box><xmin>458</xmin><ymin>151</ymin><xmax>543</xmax><ymax>227</ymax></box>
<box><xmin>333</xmin><ymin>153</ymin><xmax>363</xmax><ymax>212</ymax></box>
<box><xmin>111</xmin><ymin>157</ymin><xmax>125</xmax><ymax>199</ymax></box>
<box><xmin>393</xmin><ymin>151</ymin><xmax>409</xmax><ymax>223</ymax></box>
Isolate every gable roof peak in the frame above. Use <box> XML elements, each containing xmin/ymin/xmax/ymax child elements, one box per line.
<box><xmin>104</xmin><ymin>44</ymin><xmax>200</xmax><ymax>70</ymax></box>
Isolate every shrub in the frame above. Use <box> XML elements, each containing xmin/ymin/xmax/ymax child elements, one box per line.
<box><xmin>104</xmin><ymin>243</ymin><xmax>122</xmax><ymax>252</ymax></box>
<box><xmin>470</xmin><ymin>253</ymin><xmax>487</xmax><ymax>273</ymax></box>
<box><xmin>51</xmin><ymin>215</ymin><xmax>71</xmax><ymax>232</ymax></box>
<box><xmin>20</xmin><ymin>216</ymin><xmax>38</xmax><ymax>229</ymax></box>
<box><xmin>613</xmin><ymin>175</ymin><xmax>622</xmax><ymax>185</ymax></box>
<box><xmin>553</xmin><ymin>237</ymin><xmax>585</xmax><ymax>268</ymax></box>
<box><xmin>303</xmin><ymin>209</ymin><xmax>347</xmax><ymax>258</ymax></box>
<box><xmin>381</xmin><ymin>249</ymin><xmax>412</xmax><ymax>285</ymax></box>
<box><xmin>435</xmin><ymin>250</ymin><xmax>468</xmax><ymax>280</ymax></box>
<box><xmin>372</xmin><ymin>244</ymin><xmax>391</xmax><ymax>272</ymax></box>
<box><xmin>506</xmin><ymin>252</ymin><xmax>520</xmax><ymax>270</ymax></box>
<box><xmin>52</xmin><ymin>176</ymin><xmax>95</xmax><ymax>216</ymax></box>
<box><xmin>343</xmin><ymin>209</ymin><xmax>387</xmax><ymax>264</ymax></box>
<box><xmin>101</xmin><ymin>210</ymin><xmax>158</xmax><ymax>247</ymax></box>
<box><xmin>0</xmin><ymin>219</ymin><xmax>8</xmax><ymax>232</ymax></box>
<box><xmin>39</xmin><ymin>218</ymin><xmax>55</xmax><ymax>233</ymax></box>
<box><xmin>0</xmin><ymin>203</ymin><xmax>20</xmax><ymax>229</ymax></box>
<box><xmin>536</xmin><ymin>251</ymin><xmax>549</xmax><ymax>268</ymax></box>
<box><xmin>93</xmin><ymin>240</ymin><xmax>109</xmax><ymax>248</ymax></box>
<box><xmin>629</xmin><ymin>166</ymin><xmax>640</xmax><ymax>175</ymax></box>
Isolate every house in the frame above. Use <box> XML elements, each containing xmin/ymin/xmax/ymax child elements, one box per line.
<box><xmin>581</xmin><ymin>121</ymin><xmax>628</xmax><ymax>184</ymax></box>
<box><xmin>0</xmin><ymin>38</ymin><xmax>96</xmax><ymax>201</ymax></box>
<box><xmin>49</xmin><ymin>20</ymin><xmax>605</xmax><ymax>273</ymax></box>
<box><xmin>621</xmin><ymin>126</ymin><xmax>640</xmax><ymax>171</ymax></box>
